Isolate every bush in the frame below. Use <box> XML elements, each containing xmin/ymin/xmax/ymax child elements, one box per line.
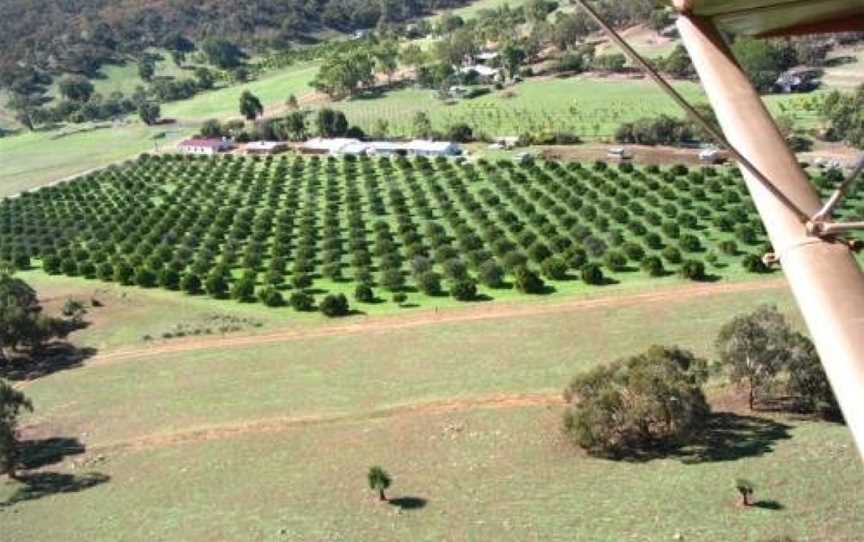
<box><xmin>562</xmin><ymin>345</ymin><xmax>710</xmax><ymax>457</ymax></box>
<box><xmin>478</xmin><ymin>260</ymin><xmax>505</xmax><ymax>288</ymax></box>
<box><xmin>449</xmin><ymin>278</ymin><xmax>477</xmax><ymax>301</ymax></box>
<box><xmin>742</xmin><ymin>253</ymin><xmax>770</xmax><ymax>273</ymax></box>
<box><xmin>416</xmin><ymin>271</ymin><xmax>443</xmax><ymax>296</ymax></box>
<box><xmin>541</xmin><ymin>257</ymin><xmax>568</xmax><ymax>280</ymax></box>
<box><xmin>662</xmin><ymin>246</ymin><xmax>683</xmax><ymax>264</ymax></box>
<box><xmin>181</xmin><ymin>273</ymin><xmax>202</xmax><ymax>294</ymax></box>
<box><xmin>641</xmin><ymin>256</ymin><xmax>665</xmax><ymax>277</ymax></box>
<box><xmin>354</xmin><ymin>284</ymin><xmax>375</xmax><ymax>303</ymax></box>
<box><xmin>231</xmin><ymin>276</ymin><xmax>257</xmax><ymax>302</ymax></box>
<box><xmin>258</xmin><ymin>287</ymin><xmax>285</xmax><ymax>307</ymax></box>
<box><xmin>580</xmin><ymin>263</ymin><xmax>605</xmax><ymax>285</ymax></box>
<box><xmin>393</xmin><ymin>292</ymin><xmax>408</xmax><ymax>305</ymax></box>
<box><xmin>289</xmin><ymin>291</ymin><xmax>314</xmax><ymax>311</ymax></box>
<box><xmin>320</xmin><ymin>293</ymin><xmax>350</xmax><ymax>317</ymax></box>
<box><xmin>679</xmin><ymin>259</ymin><xmax>706</xmax><ymax>281</ymax></box>
<box><xmin>513</xmin><ymin>267</ymin><xmax>546</xmax><ymax>294</ymax></box>
<box><xmin>604</xmin><ymin>250</ymin><xmax>627</xmax><ymax>272</ymax></box>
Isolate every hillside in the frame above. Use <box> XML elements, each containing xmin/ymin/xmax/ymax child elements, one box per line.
<box><xmin>0</xmin><ymin>0</ymin><xmax>468</xmax><ymax>81</ymax></box>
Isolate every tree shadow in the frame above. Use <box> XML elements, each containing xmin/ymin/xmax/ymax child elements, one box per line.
<box><xmin>388</xmin><ymin>496</ymin><xmax>428</xmax><ymax>510</ymax></box>
<box><xmin>752</xmin><ymin>500</ymin><xmax>784</xmax><ymax>511</ymax></box>
<box><xmin>608</xmin><ymin>412</ymin><xmax>792</xmax><ymax>464</ymax></box>
<box><xmin>0</xmin><ymin>343</ymin><xmax>97</xmax><ymax>382</ymax></box>
<box><xmin>677</xmin><ymin>412</ymin><xmax>793</xmax><ymax>464</ymax></box>
<box><xmin>19</xmin><ymin>437</ymin><xmax>86</xmax><ymax>470</ymax></box>
<box><xmin>1</xmin><ymin>472</ymin><xmax>110</xmax><ymax>508</ymax></box>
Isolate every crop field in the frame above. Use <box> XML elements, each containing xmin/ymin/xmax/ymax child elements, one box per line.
<box><xmin>0</xmin><ymin>151</ymin><xmax>818</xmax><ymax>315</ymax></box>
<box><xmin>331</xmin><ymin>77</ymin><xmax>819</xmax><ymax>139</ymax></box>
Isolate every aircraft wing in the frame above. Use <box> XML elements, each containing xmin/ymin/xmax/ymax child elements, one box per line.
<box><xmin>674</xmin><ymin>0</ymin><xmax>864</xmax><ymax>36</ymax></box>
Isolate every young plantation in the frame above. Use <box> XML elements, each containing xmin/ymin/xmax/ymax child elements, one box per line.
<box><xmin>1</xmin><ymin>153</ymin><xmax>848</xmax><ymax>312</ymax></box>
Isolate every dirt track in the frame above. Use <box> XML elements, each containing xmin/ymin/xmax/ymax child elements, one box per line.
<box><xmin>92</xmin><ymin>278</ymin><xmax>787</xmax><ymax>367</ymax></box>
<box><xmin>88</xmin><ymin>392</ymin><xmax>561</xmax><ymax>454</ymax></box>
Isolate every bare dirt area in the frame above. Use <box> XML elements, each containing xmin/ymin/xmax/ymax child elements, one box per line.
<box><xmin>90</xmin><ymin>278</ymin><xmax>786</xmax><ymax>368</ymax></box>
<box><xmin>535</xmin><ymin>142</ymin><xmax>719</xmax><ymax>166</ymax></box>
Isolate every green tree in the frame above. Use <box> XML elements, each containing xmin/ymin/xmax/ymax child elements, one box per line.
<box><xmin>138</xmin><ymin>60</ymin><xmax>155</xmax><ymax>82</ymax></box>
<box><xmin>315</xmin><ymin>108</ymin><xmax>349</xmax><ymax>137</ymax></box>
<box><xmin>138</xmin><ymin>101</ymin><xmax>161</xmax><ymax>126</ymax></box>
<box><xmin>201</xmin><ymin>38</ymin><xmax>244</xmax><ymax>69</ymax></box>
<box><xmin>563</xmin><ymin>345</ymin><xmax>710</xmax><ymax>457</ymax></box>
<box><xmin>716</xmin><ymin>305</ymin><xmax>794</xmax><ymax>410</ymax></box>
<box><xmin>412</xmin><ymin>111</ymin><xmax>433</xmax><ymax>138</ymax></box>
<box><xmin>500</xmin><ymin>43</ymin><xmax>527</xmax><ymax>80</ymax></box>
<box><xmin>59</xmin><ymin>76</ymin><xmax>94</xmax><ymax>102</ymax></box>
<box><xmin>239</xmin><ymin>91</ymin><xmax>264</xmax><ymax>122</ymax></box>
<box><xmin>0</xmin><ymin>379</ymin><xmax>33</xmax><ymax>479</ymax></box>
<box><xmin>374</xmin><ymin>41</ymin><xmax>400</xmax><ymax>86</ymax></box>
<box><xmin>731</xmin><ymin>38</ymin><xmax>790</xmax><ymax>93</ymax></box>
<box><xmin>367</xmin><ymin>465</ymin><xmax>392</xmax><ymax>501</ymax></box>
<box><xmin>320</xmin><ymin>293</ymin><xmax>350</xmax><ymax>317</ymax></box>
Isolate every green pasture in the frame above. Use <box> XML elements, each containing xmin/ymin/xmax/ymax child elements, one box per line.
<box><xmin>0</xmin><ymin>123</ymin><xmax>187</xmax><ymax>197</ymax></box>
<box><xmin>2</xmin><ymin>278</ymin><xmax>862</xmax><ymax>541</ymax></box>
<box><xmin>332</xmin><ymin>77</ymin><xmax>820</xmax><ymax>139</ymax></box>
<box><xmin>162</xmin><ymin>62</ymin><xmax>319</xmax><ymax>121</ymax></box>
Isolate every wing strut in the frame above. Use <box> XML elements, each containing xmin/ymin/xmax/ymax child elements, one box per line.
<box><xmin>574</xmin><ymin>1</ymin><xmax>864</xmax><ymax>460</ymax></box>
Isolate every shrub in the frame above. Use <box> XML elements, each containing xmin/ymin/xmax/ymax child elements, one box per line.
<box><xmin>640</xmin><ymin>256</ymin><xmax>665</xmax><ymax>277</ymax></box>
<box><xmin>354</xmin><ymin>284</ymin><xmax>375</xmax><ymax>303</ymax></box>
<box><xmin>289</xmin><ymin>291</ymin><xmax>314</xmax><ymax>311</ymax></box>
<box><xmin>679</xmin><ymin>259</ymin><xmax>706</xmax><ymax>281</ymax></box>
<box><xmin>580</xmin><ymin>263</ymin><xmax>605</xmax><ymax>285</ymax></box>
<box><xmin>258</xmin><ymin>286</ymin><xmax>285</xmax><ymax>307</ymax></box>
<box><xmin>449</xmin><ymin>278</ymin><xmax>477</xmax><ymax>301</ymax></box>
<box><xmin>231</xmin><ymin>276</ymin><xmax>257</xmax><ymax>302</ymax></box>
<box><xmin>513</xmin><ymin>267</ymin><xmax>546</xmax><ymax>294</ymax></box>
<box><xmin>562</xmin><ymin>345</ymin><xmax>710</xmax><ymax>457</ymax></box>
<box><xmin>416</xmin><ymin>271</ymin><xmax>443</xmax><ymax>296</ymax></box>
<box><xmin>604</xmin><ymin>250</ymin><xmax>627</xmax><ymax>272</ymax></box>
<box><xmin>181</xmin><ymin>273</ymin><xmax>202</xmax><ymax>294</ymax></box>
<box><xmin>742</xmin><ymin>253</ymin><xmax>770</xmax><ymax>274</ymax></box>
<box><xmin>541</xmin><ymin>257</ymin><xmax>568</xmax><ymax>280</ymax></box>
<box><xmin>679</xmin><ymin>234</ymin><xmax>702</xmax><ymax>253</ymax></box>
<box><xmin>320</xmin><ymin>293</ymin><xmax>350</xmax><ymax>317</ymax></box>
<box><xmin>662</xmin><ymin>246</ymin><xmax>683</xmax><ymax>264</ymax></box>
<box><xmin>393</xmin><ymin>292</ymin><xmax>408</xmax><ymax>305</ymax></box>
<box><xmin>478</xmin><ymin>260</ymin><xmax>505</xmax><ymax>288</ymax></box>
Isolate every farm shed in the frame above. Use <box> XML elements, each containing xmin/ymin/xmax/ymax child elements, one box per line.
<box><xmin>245</xmin><ymin>141</ymin><xmax>288</xmax><ymax>155</ymax></box>
<box><xmin>406</xmin><ymin>140</ymin><xmax>463</xmax><ymax>157</ymax></box>
<box><xmin>302</xmin><ymin>138</ymin><xmax>362</xmax><ymax>155</ymax></box>
<box><xmin>178</xmin><ymin>138</ymin><xmax>232</xmax><ymax>155</ymax></box>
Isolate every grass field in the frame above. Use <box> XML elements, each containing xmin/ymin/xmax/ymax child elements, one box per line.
<box><xmin>1</xmin><ymin>272</ymin><xmax>862</xmax><ymax>541</ymax></box>
<box><xmin>331</xmin><ymin>76</ymin><xmax>821</xmax><ymax>139</ymax></box>
<box><xmin>0</xmin><ymin>61</ymin><xmax>318</xmax><ymax>195</ymax></box>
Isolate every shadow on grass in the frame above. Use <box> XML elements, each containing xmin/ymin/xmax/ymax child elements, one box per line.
<box><xmin>0</xmin><ymin>343</ymin><xmax>98</xmax><ymax>382</ymax></box>
<box><xmin>609</xmin><ymin>412</ymin><xmax>792</xmax><ymax>464</ymax></box>
<box><xmin>19</xmin><ymin>437</ymin><xmax>86</xmax><ymax>470</ymax></box>
<box><xmin>752</xmin><ymin>500</ymin><xmax>785</xmax><ymax>511</ymax></box>
<box><xmin>1</xmin><ymin>472</ymin><xmax>110</xmax><ymax>507</ymax></box>
<box><xmin>388</xmin><ymin>496</ymin><xmax>428</xmax><ymax>510</ymax></box>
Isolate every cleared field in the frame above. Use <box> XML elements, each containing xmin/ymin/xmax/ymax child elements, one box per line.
<box><xmin>0</xmin><ymin>62</ymin><xmax>318</xmax><ymax>195</ymax></box>
<box><xmin>2</xmin><ymin>277</ymin><xmax>862</xmax><ymax>541</ymax></box>
<box><xmin>0</xmin><ymin>123</ymin><xmax>188</xmax><ymax>197</ymax></box>
<box><xmin>162</xmin><ymin>62</ymin><xmax>319</xmax><ymax>122</ymax></box>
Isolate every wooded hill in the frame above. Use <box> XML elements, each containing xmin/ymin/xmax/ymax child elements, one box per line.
<box><xmin>0</xmin><ymin>0</ymin><xmax>467</xmax><ymax>83</ymax></box>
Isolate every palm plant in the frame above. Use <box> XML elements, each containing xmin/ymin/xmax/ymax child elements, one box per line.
<box><xmin>735</xmin><ymin>479</ymin><xmax>755</xmax><ymax>506</ymax></box>
<box><xmin>367</xmin><ymin>466</ymin><xmax>392</xmax><ymax>502</ymax></box>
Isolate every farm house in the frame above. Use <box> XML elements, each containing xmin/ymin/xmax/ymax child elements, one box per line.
<box><xmin>177</xmin><ymin>138</ymin><xmax>233</xmax><ymax>155</ymax></box>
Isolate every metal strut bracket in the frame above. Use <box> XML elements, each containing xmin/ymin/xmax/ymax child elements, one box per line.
<box><xmin>806</xmin><ymin>156</ymin><xmax>864</xmax><ymax>248</ymax></box>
